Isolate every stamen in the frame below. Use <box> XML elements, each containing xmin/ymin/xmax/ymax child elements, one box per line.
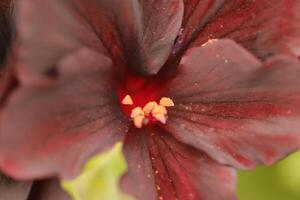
<box><xmin>131</xmin><ymin>107</ymin><xmax>144</xmax><ymax>118</ymax></box>
<box><xmin>122</xmin><ymin>94</ymin><xmax>174</xmax><ymax>128</ymax></box>
<box><xmin>131</xmin><ymin>107</ymin><xmax>145</xmax><ymax>128</ymax></box>
<box><xmin>159</xmin><ymin>97</ymin><xmax>174</xmax><ymax>107</ymax></box>
<box><xmin>152</xmin><ymin>113</ymin><xmax>167</xmax><ymax>124</ymax></box>
<box><xmin>133</xmin><ymin>115</ymin><xmax>145</xmax><ymax>128</ymax></box>
<box><xmin>143</xmin><ymin>102</ymin><xmax>158</xmax><ymax>115</ymax></box>
<box><xmin>152</xmin><ymin>105</ymin><xmax>168</xmax><ymax>124</ymax></box>
<box><xmin>152</xmin><ymin>105</ymin><xmax>167</xmax><ymax>115</ymax></box>
<box><xmin>122</xmin><ymin>95</ymin><xmax>133</xmax><ymax>105</ymax></box>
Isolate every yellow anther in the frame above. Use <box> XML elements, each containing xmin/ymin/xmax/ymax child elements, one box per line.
<box><xmin>143</xmin><ymin>101</ymin><xmax>158</xmax><ymax>115</ymax></box>
<box><xmin>131</xmin><ymin>107</ymin><xmax>145</xmax><ymax>128</ymax></box>
<box><xmin>122</xmin><ymin>95</ymin><xmax>134</xmax><ymax>105</ymax></box>
<box><xmin>131</xmin><ymin>107</ymin><xmax>144</xmax><ymax>118</ymax></box>
<box><xmin>159</xmin><ymin>97</ymin><xmax>174</xmax><ymax>107</ymax></box>
<box><xmin>152</xmin><ymin>113</ymin><xmax>167</xmax><ymax>124</ymax></box>
<box><xmin>130</xmin><ymin>97</ymin><xmax>174</xmax><ymax>128</ymax></box>
<box><xmin>133</xmin><ymin>115</ymin><xmax>145</xmax><ymax>128</ymax></box>
<box><xmin>152</xmin><ymin>105</ymin><xmax>167</xmax><ymax>115</ymax></box>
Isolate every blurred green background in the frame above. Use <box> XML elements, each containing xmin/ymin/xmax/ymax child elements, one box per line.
<box><xmin>237</xmin><ymin>151</ymin><xmax>300</xmax><ymax>200</ymax></box>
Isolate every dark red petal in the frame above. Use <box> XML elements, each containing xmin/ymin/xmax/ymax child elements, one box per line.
<box><xmin>96</xmin><ymin>0</ymin><xmax>184</xmax><ymax>75</ymax></box>
<box><xmin>0</xmin><ymin>64</ymin><xmax>17</xmax><ymax>105</ymax></box>
<box><xmin>165</xmin><ymin>39</ymin><xmax>300</xmax><ymax>169</ymax></box>
<box><xmin>14</xmin><ymin>0</ymin><xmax>107</xmax><ymax>84</ymax></box>
<box><xmin>121</xmin><ymin>128</ymin><xmax>157</xmax><ymax>200</ymax></box>
<box><xmin>15</xmin><ymin>0</ymin><xmax>183</xmax><ymax>78</ymax></box>
<box><xmin>27</xmin><ymin>179</ymin><xmax>71</xmax><ymax>200</ymax></box>
<box><xmin>0</xmin><ymin>174</ymin><xmax>32</xmax><ymax>200</ymax></box>
<box><xmin>122</xmin><ymin>127</ymin><xmax>237</xmax><ymax>200</ymax></box>
<box><xmin>175</xmin><ymin>0</ymin><xmax>300</xmax><ymax>59</ymax></box>
<box><xmin>0</xmin><ymin>49</ymin><xmax>128</xmax><ymax>179</ymax></box>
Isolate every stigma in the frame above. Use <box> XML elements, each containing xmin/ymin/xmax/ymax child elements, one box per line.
<box><xmin>121</xmin><ymin>95</ymin><xmax>174</xmax><ymax>128</ymax></box>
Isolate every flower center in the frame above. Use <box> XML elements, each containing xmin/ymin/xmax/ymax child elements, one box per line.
<box><xmin>121</xmin><ymin>95</ymin><xmax>174</xmax><ymax>128</ymax></box>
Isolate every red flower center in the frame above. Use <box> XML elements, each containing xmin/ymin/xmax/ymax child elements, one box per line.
<box><xmin>117</xmin><ymin>75</ymin><xmax>174</xmax><ymax>128</ymax></box>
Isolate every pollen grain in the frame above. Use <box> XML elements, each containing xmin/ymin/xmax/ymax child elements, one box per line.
<box><xmin>143</xmin><ymin>101</ymin><xmax>158</xmax><ymax>115</ymax></box>
<box><xmin>159</xmin><ymin>97</ymin><xmax>174</xmax><ymax>107</ymax></box>
<box><xmin>122</xmin><ymin>95</ymin><xmax>133</xmax><ymax>105</ymax></box>
<box><xmin>124</xmin><ymin>95</ymin><xmax>175</xmax><ymax>128</ymax></box>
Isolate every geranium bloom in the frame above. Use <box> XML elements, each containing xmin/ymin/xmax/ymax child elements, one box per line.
<box><xmin>1</xmin><ymin>0</ymin><xmax>300</xmax><ymax>200</ymax></box>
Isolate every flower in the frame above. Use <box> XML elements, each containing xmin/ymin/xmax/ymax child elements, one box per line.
<box><xmin>1</xmin><ymin>0</ymin><xmax>300</xmax><ymax>199</ymax></box>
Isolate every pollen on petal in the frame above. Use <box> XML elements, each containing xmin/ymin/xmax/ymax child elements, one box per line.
<box><xmin>201</xmin><ymin>38</ymin><xmax>219</xmax><ymax>47</ymax></box>
<box><xmin>143</xmin><ymin>101</ymin><xmax>158</xmax><ymax>115</ymax></box>
<box><xmin>122</xmin><ymin>95</ymin><xmax>133</xmax><ymax>105</ymax></box>
<box><xmin>159</xmin><ymin>97</ymin><xmax>174</xmax><ymax>107</ymax></box>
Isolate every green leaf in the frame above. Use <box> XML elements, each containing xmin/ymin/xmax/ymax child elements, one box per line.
<box><xmin>61</xmin><ymin>143</ymin><xmax>134</xmax><ymax>200</ymax></box>
<box><xmin>237</xmin><ymin>150</ymin><xmax>300</xmax><ymax>200</ymax></box>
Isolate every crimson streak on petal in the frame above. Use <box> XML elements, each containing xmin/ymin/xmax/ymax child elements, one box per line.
<box><xmin>176</xmin><ymin>0</ymin><xmax>300</xmax><ymax>59</ymax></box>
<box><xmin>0</xmin><ymin>49</ymin><xmax>128</xmax><ymax>179</ymax></box>
<box><xmin>121</xmin><ymin>128</ymin><xmax>157</xmax><ymax>200</ymax></box>
<box><xmin>165</xmin><ymin>39</ymin><xmax>300</xmax><ymax>169</ymax></box>
<box><xmin>121</xmin><ymin>127</ymin><xmax>237</xmax><ymax>200</ymax></box>
<box><xmin>79</xmin><ymin>0</ymin><xmax>184</xmax><ymax>75</ymax></box>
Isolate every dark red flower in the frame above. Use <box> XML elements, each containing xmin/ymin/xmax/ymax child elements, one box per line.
<box><xmin>1</xmin><ymin>0</ymin><xmax>300</xmax><ymax>200</ymax></box>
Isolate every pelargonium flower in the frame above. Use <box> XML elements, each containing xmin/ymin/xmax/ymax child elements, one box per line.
<box><xmin>1</xmin><ymin>0</ymin><xmax>300</xmax><ymax>200</ymax></box>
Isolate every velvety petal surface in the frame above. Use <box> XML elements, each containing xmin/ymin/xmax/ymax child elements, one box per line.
<box><xmin>165</xmin><ymin>39</ymin><xmax>300</xmax><ymax>169</ymax></box>
<box><xmin>174</xmin><ymin>0</ymin><xmax>300</xmax><ymax>59</ymax></box>
<box><xmin>95</xmin><ymin>0</ymin><xmax>184</xmax><ymax>75</ymax></box>
<box><xmin>121</xmin><ymin>127</ymin><xmax>237</xmax><ymax>200</ymax></box>
<box><xmin>0</xmin><ymin>49</ymin><xmax>128</xmax><ymax>179</ymax></box>
<box><xmin>27</xmin><ymin>179</ymin><xmax>71</xmax><ymax>200</ymax></box>
<box><xmin>0</xmin><ymin>64</ymin><xmax>18</xmax><ymax>106</ymax></box>
<box><xmin>14</xmin><ymin>0</ymin><xmax>106</xmax><ymax>84</ymax></box>
<box><xmin>121</xmin><ymin>128</ymin><xmax>157</xmax><ymax>200</ymax></box>
<box><xmin>0</xmin><ymin>174</ymin><xmax>32</xmax><ymax>200</ymax></box>
<box><xmin>15</xmin><ymin>0</ymin><xmax>183</xmax><ymax>78</ymax></box>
